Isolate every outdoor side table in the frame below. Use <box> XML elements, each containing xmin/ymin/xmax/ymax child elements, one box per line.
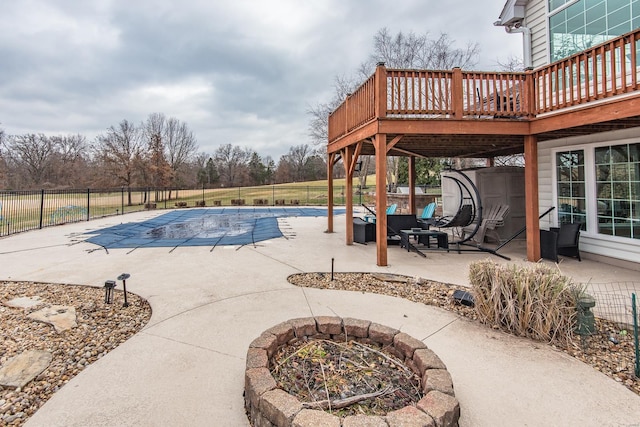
<box><xmin>400</xmin><ymin>229</ymin><xmax>449</xmax><ymax>253</ymax></box>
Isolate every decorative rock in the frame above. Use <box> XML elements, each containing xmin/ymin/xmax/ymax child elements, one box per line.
<box><xmin>292</xmin><ymin>409</ymin><xmax>341</xmax><ymax>427</ymax></box>
<box><xmin>417</xmin><ymin>391</ymin><xmax>460</xmax><ymax>427</ymax></box>
<box><xmin>4</xmin><ymin>296</ymin><xmax>42</xmax><ymax>309</ymax></box>
<box><xmin>27</xmin><ymin>305</ymin><xmax>77</xmax><ymax>333</ymax></box>
<box><xmin>386</xmin><ymin>405</ymin><xmax>435</xmax><ymax>427</ymax></box>
<box><xmin>0</xmin><ymin>350</ymin><xmax>52</xmax><ymax>389</ymax></box>
<box><xmin>422</xmin><ymin>369</ymin><xmax>454</xmax><ymax>396</ymax></box>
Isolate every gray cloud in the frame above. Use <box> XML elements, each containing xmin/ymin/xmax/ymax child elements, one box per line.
<box><xmin>0</xmin><ymin>0</ymin><xmax>522</xmax><ymax>160</ymax></box>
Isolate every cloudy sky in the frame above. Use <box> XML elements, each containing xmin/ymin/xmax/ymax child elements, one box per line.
<box><xmin>0</xmin><ymin>0</ymin><xmax>522</xmax><ymax>160</ymax></box>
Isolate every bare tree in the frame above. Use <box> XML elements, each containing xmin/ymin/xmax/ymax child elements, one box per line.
<box><xmin>214</xmin><ymin>144</ymin><xmax>250</xmax><ymax>187</ymax></box>
<box><xmin>5</xmin><ymin>133</ymin><xmax>55</xmax><ymax>187</ymax></box>
<box><xmin>165</xmin><ymin>117</ymin><xmax>197</xmax><ymax>187</ymax></box>
<box><xmin>93</xmin><ymin>119</ymin><xmax>143</xmax><ymax>204</ymax></box>
<box><xmin>50</xmin><ymin>134</ymin><xmax>89</xmax><ymax>187</ymax></box>
<box><xmin>0</xmin><ymin>126</ymin><xmax>6</xmax><ymax>188</ymax></box>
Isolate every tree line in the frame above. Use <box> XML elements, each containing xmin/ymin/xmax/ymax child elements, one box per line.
<box><xmin>0</xmin><ymin>113</ymin><xmax>327</xmax><ymax>191</ymax></box>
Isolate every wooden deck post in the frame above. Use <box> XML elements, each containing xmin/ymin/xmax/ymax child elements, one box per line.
<box><xmin>327</xmin><ymin>153</ymin><xmax>334</xmax><ymax>233</ymax></box>
<box><xmin>409</xmin><ymin>156</ymin><xmax>416</xmax><ymax>215</ymax></box>
<box><xmin>452</xmin><ymin>68</ymin><xmax>463</xmax><ymax>119</ymax></box>
<box><xmin>375</xmin><ymin>62</ymin><xmax>387</xmax><ymax>119</ymax></box>
<box><xmin>344</xmin><ymin>147</ymin><xmax>354</xmax><ymax>245</ymax></box>
<box><xmin>524</xmin><ymin>135</ymin><xmax>540</xmax><ymax>261</ymax></box>
<box><xmin>375</xmin><ymin>133</ymin><xmax>388</xmax><ymax>266</ymax></box>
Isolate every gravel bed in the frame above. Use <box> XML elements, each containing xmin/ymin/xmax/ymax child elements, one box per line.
<box><xmin>0</xmin><ymin>281</ymin><xmax>151</xmax><ymax>426</ymax></box>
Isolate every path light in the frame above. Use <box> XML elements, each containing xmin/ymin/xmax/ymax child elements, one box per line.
<box><xmin>104</xmin><ymin>280</ymin><xmax>116</xmax><ymax>304</ymax></box>
<box><xmin>117</xmin><ymin>273</ymin><xmax>131</xmax><ymax>307</ymax></box>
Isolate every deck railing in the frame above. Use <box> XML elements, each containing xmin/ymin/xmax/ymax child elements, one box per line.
<box><xmin>534</xmin><ymin>30</ymin><xmax>640</xmax><ymax>113</ymax></box>
<box><xmin>328</xmin><ymin>28</ymin><xmax>640</xmax><ymax>143</ymax></box>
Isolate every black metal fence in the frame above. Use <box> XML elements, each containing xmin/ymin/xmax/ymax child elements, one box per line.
<box><xmin>0</xmin><ymin>185</ymin><xmax>383</xmax><ymax>238</ymax></box>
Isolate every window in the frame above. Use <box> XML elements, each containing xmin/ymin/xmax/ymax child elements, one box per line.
<box><xmin>556</xmin><ymin>150</ymin><xmax>587</xmax><ymax>225</ymax></box>
<box><xmin>549</xmin><ymin>0</ymin><xmax>639</xmax><ymax>62</ymax></box>
<box><xmin>595</xmin><ymin>143</ymin><xmax>640</xmax><ymax>239</ymax></box>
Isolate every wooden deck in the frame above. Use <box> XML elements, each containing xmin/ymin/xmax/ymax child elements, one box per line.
<box><xmin>327</xmin><ymin>28</ymin><xmax>640</xmax><ymax>266</ymax></box>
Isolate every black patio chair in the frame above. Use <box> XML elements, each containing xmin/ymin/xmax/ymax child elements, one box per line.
<box><xmin>540</xmin><ymin>222</ymin><xmax>582</xmax><ymax>262</ymax></box>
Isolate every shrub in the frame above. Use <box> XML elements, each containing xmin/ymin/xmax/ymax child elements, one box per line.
<box><xmin>469</xmin><ymin>260</ymin><xmax>582</xmax><ymax>345</ymax></box>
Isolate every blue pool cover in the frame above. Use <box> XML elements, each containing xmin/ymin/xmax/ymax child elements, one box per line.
<box><xmin>85</xmin><ymin>207</ymin><xmax>344</xmax><ymax>249</ymax></box>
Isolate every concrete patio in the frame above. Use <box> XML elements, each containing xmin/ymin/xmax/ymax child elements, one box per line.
<box><xmin>0</xmin><ymin>209</ymin><xmax>638</xmax><ymax>426</ymax></box>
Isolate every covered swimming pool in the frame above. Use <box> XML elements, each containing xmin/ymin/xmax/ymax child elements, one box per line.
<box><xmin>84</xmin><ymin>207</ymin><xmax>344</xmax><ymax>250</ymax></box>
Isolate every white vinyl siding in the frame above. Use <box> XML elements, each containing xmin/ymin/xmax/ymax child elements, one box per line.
<box><xmin>537</xmin><ymin>127</ymin><xmax>640</xmax><ymax>263</ymax></box>
<box><xmin>526</xmin><ymin>0</ymin><xmax>550</xmax><ymax>68</ymax></box>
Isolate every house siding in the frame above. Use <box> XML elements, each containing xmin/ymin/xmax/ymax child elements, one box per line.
<box><xmin>537</xmin><ymin>127</ymin><xmax>640</xmax><ymax>264</ymax></box>
<box><xmin>525</xmin><ymin>0</ymin><xmax>548</xmax><ymax>68</ymax></box>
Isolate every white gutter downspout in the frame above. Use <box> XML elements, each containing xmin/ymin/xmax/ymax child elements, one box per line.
<box><xmin>504</xmin><ymin>23</ymin><xmax>532</xmax><ymax>69</ymax></box>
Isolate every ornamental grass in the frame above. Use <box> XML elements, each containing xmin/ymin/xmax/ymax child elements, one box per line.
<box><xmin>469</xmin><ymin>261</ymin><xmax>583</xmax><ymax>346</ymax></box>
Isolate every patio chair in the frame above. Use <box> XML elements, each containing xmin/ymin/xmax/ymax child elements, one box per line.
<box><xmin>540</xmin><ymin>222</ymin><xmax>582</xmax><ymax>262</ymax></box>
<box><xmin>418</xmin><ymin>202</ymin><xmax>436</xmax><ymax>220</ymax></box>
<box><xmin>364</xmin><ymin>203</ymin><xmax>397</xmax><ymax>223</ymax></box>
<box><xmin>430</xmin><ymin>204</ymin><xmax>473</xmax><ymax>229</ymax></box>
<box><xmin>462</xmin><ymin>204</ymin><xmax>510</xmax><ymax>244</ymax></box>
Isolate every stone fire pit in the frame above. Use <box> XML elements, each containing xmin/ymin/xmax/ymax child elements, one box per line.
<box><xmin>245</xmin><ymin>316</ymin><xmax>460</xmax><ymax>426</ymax></box>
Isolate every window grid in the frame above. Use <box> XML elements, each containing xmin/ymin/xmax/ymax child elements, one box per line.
<box><xmin>556</xmin><ymin>150</ymin><xmax>587</xmax><ymax>226</ymax></box>
<box><xmin>595</xmin><ymin>143</ymin><xmax>640</xmax><ymax>239</ymax></box>
<box><xmin>549</xmin><ymin>0</ymin><xmax>640</xmax><ymax>62</ymax></box>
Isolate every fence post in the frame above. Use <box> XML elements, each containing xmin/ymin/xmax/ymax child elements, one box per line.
<box><xmin>39</xmin><ymin>189</ymin><xmax>45</xmax><ymax>229</ymax></box>
<box><xmin>272</xmin><ymin>186</ymin><xmax>275</xmax><ymax>206</ymax></box>
<box><xmin>633</xmin><ymin>293</ymin><xmax>639</xmax><ymax>378</ymax></box>
<box><xmin>121</xmin><ymin>187</ymin><xmax>124</xmax><ymax>214</ymax></box>
<box><xmin>86</xmin><ymin>188</ymin><xmax>90</xmax><ymax>221</ymax></box>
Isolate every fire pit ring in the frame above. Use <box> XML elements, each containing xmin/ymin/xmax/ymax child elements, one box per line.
<box><xmin>245</xmin><ymin>316</ymin><xmax>460</xmax><ymax>426</ymax></box>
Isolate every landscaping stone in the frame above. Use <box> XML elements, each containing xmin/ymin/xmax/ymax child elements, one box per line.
<box><xmin>342</xmin><ymin>414</ymin><xmax>388</xmax><ymax>426</ymax></box>
<box><xmin>0</xmin><ymin>350</ymin><xmax>52</xmax><ymax>389</ymax></box>
<box><xmin>315</xmin><ymin>316</ymin><xmax>343</xmax><ymax>335</ymax></box>
<box><xmin>260</xmin><ymin>389</ymin><xmax>302</xmax><ymax>426</ymax></box>
<box><xmin>343</xmin><ymin>318</ymin><xmax>371</xmax><ymax>338</ymax></box>
<box><xmin>245</xmin><ymin>368</ymin><xmax>277</xmax><ymax>409</ymax></box>
<box><xmin>26</xmin><ymin>305</ymin><xmax>77</xmax><ymax>333</ymax></box>
<box><xmin>422</xmin><ymin>369</ymin><xmax>454</xmax><ymax>396</ymax></box>
<box><xmin>246</xmin><ymin>348</ymin><xmax>269</xmax><ymax>370</ymax></box>
<box><xmin>292</xmin><ymin>409</ymin><xmax>341</xmax><ymax>427</ymax></box>
<box><xmin>417</xmin><ymin>391</ymin><xmax>460</xmax><ymax>427</ymax></box>
<box><xmin>386</xmin><ymin>405</ymin><xmax>435</xmax><ymax>427</ymax></box>
<box><xmin>393</xmin><ymin>332</ymin><xmax>427</xmax><ymax>359</ymax></box>
<box><xmin>368</xmin><ymin>322</ymin><xmax>399</xmax><ymax>345</ymax></box>
<box><xmin>266</xmin><ymin>323</ymin><xmax>295</xmax><ymax>345</ymax></box>
<box><xmin>289</xmin><ymin>317</ymin><xmax>318</xmax><ymax>338</ymax></box>
<box><xmin>4</xmin><ymin>296</ymin><xmax>43</xmax><ymax>309</ymax></box>
<box><xmin>413</xmin><ymin>349</ymin><xmax>447</xmax><ymax>374</ymax></box>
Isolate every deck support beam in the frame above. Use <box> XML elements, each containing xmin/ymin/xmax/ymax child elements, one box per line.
<box><xmin>524</xmin><ymin>135</ymin><xmax>540</xmax><ymax>261</ymax></box>
<box><xmin>327</xmin><ymin>152</ymin><xmax>335</xmax><ymax>233</ymax></box>
<box><xmin>343</xmin><ymin>146</ymin><xmax>355</xmax><ymax>245</ymax></box>
<box><xmin>409</xmin><ymin>156</ymin><xmax>416</xmax><ymax>215</ymax></box>
<box><xmin>375</xmin><ymin>133</ymin><xmax>388</xmax><ymax>266</ymax></box>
